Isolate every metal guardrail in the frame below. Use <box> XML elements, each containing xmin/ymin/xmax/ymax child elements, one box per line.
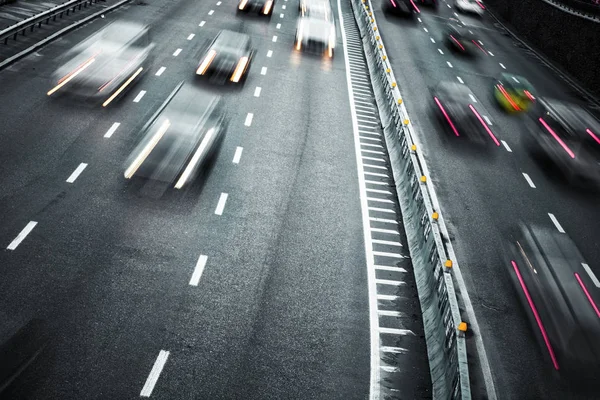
<box><xmin>1</xmin><ymin>0</ymin><xmax>103</xmax><ymax>45</ymax></box>
<box><xmin>349</xmin><ymin>1</ymin><xmax>471</xmax><ymax>399</ymax></box>
<box><xmin>541</xmin><ymin>0</ymin><xmax>600</xmax><ymax>21</ymax></box>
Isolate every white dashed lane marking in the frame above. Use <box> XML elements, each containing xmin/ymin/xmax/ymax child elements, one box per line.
<box><xmin>215</xmin><ymin>193</ymin><xmax>228</xmax><ymax>216</ymax></box>
<box><xmin>140</xmin><ymin>350</ymin><xmax>170</xmax><ymax>397</ymax></box>
<box><xmin>423</xmin><ymin>27</ymin><xmax>428</xmax><ymax>32</ymax></box>
<box><xmin>261</xmin><ymin>67</ymin><xmax>267</xmax><ymax>75</ymax></box>
<box><xmin>282</xmin><ymin>4</ymin><xmax>286</xmax><ymax>9</ymax></box>
<box><xmin>457</xmin><ymin>76</ymin><xmax>464</xmax><ymax>83</ymax></box>
<box><xmin>447</xmin><ymin>61</ymin><xmax>453</xmax><ymax>68</ymax></box>
<box><xmin>189</xmin><ymin>255</ymin><xmax>208</xmax><ymax>286</ymax></box>
<box><xmin>430</xmin><ymin>38</ymin><xmax>435</xmax><ymax>43</ymax></box>
<box><xmin>199</xmin><ymin>21</ymin><xmax>206</xmax><ymax>27</ymax></box>
<box><xmin>104</xmin><ymin>122</ymin><xmax>120</xmax><ymax>138</ymax></box>
<box><xmin>208</xmin><ymin>9</ymin><xmax>214</xmax><ymax>15</ymax></box>
<box><xmin>438</xmin><ymin>49</ymin><xmax>444</xmax><ymax>54</ymax></box>
<box><xmin>244</xmin><ymin>113</ymin><xmax>254</xmax><ymax>126</ymax></box>
<box><xmin>254</xmin><ymin>87</ymin><xmax>261</xmax><ymax>97</ymax></box>
<box><xmin>232</xmin><ymin>147</ymin><xmax>243</xmax><ymax>164</ymax></box>
<box><xmin>155</xmin><ymin>66</ymin><xmax>166</xmax><ymax>76</ymax></box>
<box><xmin>500</xmin><ymin>62</ymin><xmax>506</xmax><ymax>69</ymax></box>
<box><xmin>66</xmin><ymin>163</ymin><xmax>88</xmax><ymax>183</ymax></box>
<box><xmin>280</xmin><ymin>13</ymin><xmax>284</xmax><ymax>18</ymax></box>
<box><xmin>173</xmin><ymin>48</ymin><xmax>182</xmax><ymax>56</ymax></box>
<box><xmin>216</xmin><ymin>1</ymin><xmax>221</xmax><ymax>4</ymax></box>
<box><xmin>522</xmin><ymin>173</ymin><xmax>536</xmax><ymax>188</ymax></box>
<box><xmin>548</xmin><ymin>213</ymin><xmax>565</xmax><ymax>233</ymax></box>
<box><xmin>133</xmin><ymin>90</ymin><xmax>146</xmax><ymax>103</ymax></box>
<box><xmin>501</xmin><ymin>140</ymin><xmax>512</xmax><ymax>152</ymax></box>
<box><xmin>267</xmin><ymin>50</ymin><xmax>273</xmax><ymax>57</ymax></box>
<box><xmin>276</xmin><ymin>23</ymin><xmax>281</xmax><ymax>29</ymax></box>
<box><xmin>7</xmin><ymin>221</ymin><xmax>37</xmax><ymax>250</ymax></box>
<box><xmin>488</xmin><ymin>51</ymin><xmax>494</xmax><ymax>56</ymax></box>
<box><xmin>187</xmin><ymin>33</ymin><xmax>195</xmax><ymax>40</ymax></box>
<box><xmin>582</xmin><ymin>263</ymin><xmax>600</xmax><ymax>287</ymax></box>
<box><xmin>483</xmin><ymin>116</ymin><xmax>492</xmax><ymax>125</ymax></box>
<box><xmin>272</xmin><ymin>35</ymin><xmax>278</xmax><ymax>42</ymax></box>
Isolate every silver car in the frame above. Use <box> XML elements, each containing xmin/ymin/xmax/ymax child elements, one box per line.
<box><xmin>295</xmin><ymin>4</ymin><xmax>336</xmax><ymax>58</ymax></box>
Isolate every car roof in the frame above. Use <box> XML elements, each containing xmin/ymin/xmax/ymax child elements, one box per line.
<box><xmin>436</xmin><ymin>81</ymin><xmax>475</xmax><ymax>101</ymax></box>
<box><xmin>161</xmin><ymin>85</ymin><xmax>221</xmax><ymax>132</ymax></box>
<box><xmin>214</xmin><ymin>30</ymin><xmax>250</xmax><ymax>49</ymax></box>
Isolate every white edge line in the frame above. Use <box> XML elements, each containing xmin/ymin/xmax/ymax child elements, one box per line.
<box><xmin>338</xmin><ymin>1</ymin><xmax>380</xmax><ymax>398</ymax></box>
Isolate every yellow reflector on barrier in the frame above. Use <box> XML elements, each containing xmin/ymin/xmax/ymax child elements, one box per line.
<box><xmin>376</xmin><ymin>36</ymin><xmax>380</xmax><ymax>40</ymax></box>
<box><xmin>391</xmin><ymin>82</ymin><xmax>396</xmax><ymax>87</ymax></box>
<box><xmin>371</xmin><ymin>18</ymin><xmax>374</xmax><ymax>23</ymax></box>
<box><xmin>458</xmin><ymin>322</ymin><xmax>468</xmax><ymax>332</ymax></box>
<box><xmin>386</xmin><ymin>68</ymin><xmax>390</xmax><ymax>73</ymax></box>
<box><xmin>369</xmin><ymin>12</ymin><xmax>372</xmax><ymax>16</ymax></box>
<box><xmin>373</xmin><ymin>27</ymin><xmax>377</xmax><ymax>31</ymax></box>
<box><xmin>398</xmin><ymin>99</ymin><xmax>403</xmax><ymax>104</ymax></box>
<box><xmin>411</xmin><ymin>144</ymin><xmax>417</xmax><ymax>151</ymax></box>
<box><xmin>403</xmin><ymin>119</ymin><xmax>409</xmax><ymax>125</ymax></box>
<box><xmin>382</xmin><ymin>55</ymin><xmax>386</xmax><ymax>60</ymax></box>
<box><xmin>420</xmin><ymin>176</ymin><xmax>427</xmax><ymax>182</ymax></box>
<box><xmin>432</xmin><ymin>212</ymin><xmax>439</xmax><ymax>220</ymax></box>
<box><xmin>379</xmin><ymin>45</ymin><xmax>383</xmax><ymax>49</ymax></box>
<box><xmin>445</xmin><ymin>260</ymin><xmax>453</xmax><ymax>268</ymax></box>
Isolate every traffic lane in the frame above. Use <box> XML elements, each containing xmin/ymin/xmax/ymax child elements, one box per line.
<box><xmin>153</xmin><ymin>14</ymin><xmax>371</xmax><ymax>400</ymax></box>
<box><xmin>385</xmin><ymin>6</ymin><xmax>600</xmax><ymax>277</ymax></box>
<box><xmin>372</xmin><ymin>6</ymin><xmax>598</xmax><ymax>399</ymax></box>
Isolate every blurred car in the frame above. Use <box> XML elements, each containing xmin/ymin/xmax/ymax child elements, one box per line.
<box><xmin>444</xmin><ymin>19</ymin><xmax>486</xmax><ymax>55</ymax></box>
<box><xmin>418</xmin><ymin>0</ymin><xmax>438</xmax><ymax>8</ymax></box>
<box><xmin>47</xmin><ymin>20</ymin><xmax>154</xmax><ymax>107</ymax></box>
<box><xmin>523</xmin><ymin>97</ymin><xmax>600</xmax><ymax>187</ymax></box>
<box><xmin>493</xmin><ymin>73</ymin><xmax>536</xmax><ymax>113</ymax></box>
<box><xmin>196</xmin><ymin>30</ymin><xmax>255</xmax><ymax>84</ymax></box>
<box><xmin>506</xmin><ymin>223</ymin><xmax>600</xmax><ymax>378</ymax></box>
<box><xmin>124</xmin><ymin>82</ymin><xmax>227</xmax><ymax>189</ymax></box>
<box><xmin>237</xmin><ymin>0</ymin><xmax>275</xmax><ymax>16</ymax></box>
<box><xmin>299</xmin><ymin>0</ymin><xmax>325</xmax><ymax>14</ymax></box>
<box><xmin>383</xmin><ymin>0</ymin><xmax>420</xmax><ymax>16</ymax></box>
<box><xmin>454</xmin><ymin>0</ymin><xmax>484</xmax><ymax>15</ymax></box>
<box><xmin>295</xmin><ymin>3</ymin><xmax>336</xmax><ymax>58</ymax></box>
<box><xmin>432</xmin><ymin>81</ymin><xmax>500</xmax><ymax>145</ymax></box>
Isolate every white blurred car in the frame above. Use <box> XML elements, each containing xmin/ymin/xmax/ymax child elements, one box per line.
<box><xmin>454</xmin><ymin>0</ymin><xmax>485</xmax><ymax>15</ymax></box>
<box><xmin>295</xmin><ymin>3</ymin><xmax>336</xmax><ymax>58</ymax></box>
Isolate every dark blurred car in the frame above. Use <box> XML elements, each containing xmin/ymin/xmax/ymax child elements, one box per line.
<box><xmin>237</xmin><ymin>0</ymin><xmax>274</xmax><ymax>16</ymax></box>
<box><xmin>493</xmin><ymin>73</ymin><xmax>536</xmax><ymax>113</ymax></box>
<box><xmin>432</xmin><ymin>81</ymin><xmax>500</xmax><ymax>145</ymax></box>
<box><xmin>196</xmin><ymin>30</ymin><xmax>255</xmax><ymax>84</ymax></box>
<box><xmin>418</xmin><ymin>0</ymin><xmax>438</xmax><ymax>8</ymax></box>
<box><xmin>383</xmin><ymin>0</ymin><xmax>420</xmax><ymax>16</ymax></box>
<box><xmin>506</xmin><ymin>223</ymin><xmax>600</xmax><ymax>379</ymax></box>
<box><xmin>444</xmin><ymin>19</ymin><xmax>485</xmax><ymax>55</ymax></box>
<box><xmin>523</xmin><ymin>97</ymin><xmax>600</xmax><ymax>187</ymax></box>
<box><xmin>454</xmin><ymin>0</ymin><xmax>484</xmax><ymax>15</ymax></box>
<box><xmin>295</xmin><ymin>3</ymin><xmax>336</xmax><ymax>58</ymax></box>
<box><xmin>47</xmin><ymin>20</ymin><xmax>154</xmax><ymax>107</ymax></box>
<box><xmin>124</xmin><ymin>82</ymin><xmax>227</xmax><ymax>189</ymax></box>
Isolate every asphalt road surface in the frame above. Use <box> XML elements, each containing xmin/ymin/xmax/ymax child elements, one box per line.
<box><xmin>373</xmin><ymin>1</ymin><xmax>600</xmax><ymax>399</ymax></box>
<box><xmin>0</xmin><ymin>0</ymin><xmax>431</xmax><ymax>399</ymax></box>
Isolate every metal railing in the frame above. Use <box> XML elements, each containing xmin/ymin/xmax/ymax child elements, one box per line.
<box><xmin>349</xmin><ymin>1</ymin><xmax>471</xmax><ymax>399</ymax></box>
<box><xmin>541</xmin><ymin>0</ymin><xmax>600</xmax><ymax>21</ymax></box>
<box><xmin>1</xmin><ymin>0</ymin><xmax>103</xmax><ymax>45</ymax></box>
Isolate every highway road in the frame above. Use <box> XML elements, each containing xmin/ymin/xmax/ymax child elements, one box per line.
<box><xmin>373</xmin><ymin>1</ymin><xmax>600</xmax><ymax>399</ymax></box>
<box><xmin>0</xmin><ymin>0</ymin><xmax>430</xmax><ymax>399</ymax></box>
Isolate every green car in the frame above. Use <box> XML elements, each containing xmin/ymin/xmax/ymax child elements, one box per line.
<box><xmin>493</xmin><ymin>73</ymin><xmax>536</xmax><ymax>113</ymax></box>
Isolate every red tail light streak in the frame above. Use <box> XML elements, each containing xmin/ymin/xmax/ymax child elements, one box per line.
<box><xmin>469</xmin><ymin>104</ymin><xmax>500</xmax><ymax>146</ymax></box>
<box><xmin>539</xmin><ymin>117</ymin><xmax>575</xmax><ymax>159</ymax></box>
<box><xmin>575</xmin><ymin>273</ymin><xmax>600</xmax><ymax>318</ymax></box>
<box><xmin>434</xmin><ymin>97</ymin><xmax>460</xmax><ymax>137</ymax></box>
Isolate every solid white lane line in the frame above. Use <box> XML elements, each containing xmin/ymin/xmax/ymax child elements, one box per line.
<box><xmin>430</xmin><ymin>37</ymin><xmax>436</xmax><ymax>43</ymax></box>
<box><xmin>548</xmin><ymin>213</ymin><xmax>565</xmax><ymax>233</ymax></box>
<box><xmin>582</xmin><ymin>263</ymin><xmax>600</xmax><ymax>288</ymax></box>
<box><xmin>499</xmin><ymin>62</ymin><xmax>506</xmax><ymax>69</ymax></box>
<box><xmin>215</xmin><ymin>193</ymin><xmax>228</xmax><ymax>216</ymax></box>
<box><xmin>447</xmin><ymin>61</ymin><xmax>453</xmax><ymax>68</ymax></box>
<box><xmin>365</xmin><ymin>179</ymin><xmax>388</xmax><ymax>185</ymax></box>
<box><xmin>189</xmin><ymin>255</ymin><xmax>208</xmax><ymax>286</ymax></box>
<box><xmin>376</xmin><ymin>278</ymin><xmax>404</xmax><ymax>285</ymax></box>
<box><xmin>232</xmin><ymin>147</ymin><xmax>243</xmax><ymax>164</ymax></box>
<box><xmin>208</xmin><ymin>9</ymin><xmax>214</xmax><ymax>15</ymax></box>
<box><xmin>375</xmin><ymin>265</ymin><xmax>406</xmax><ymax>272</ymax></box>
<box><xmin>254</xmin><ymin>87</ymin><xmax>261</xmax><ymax>97</ymax></box>
<box><xmin>379</xmin><ymin>327</ymin><xmax>413</xmax><ymax>335</ymax></box>
<box><xmin>522</xmin><ymin>173</ymin><xmax>536</xmax><ymax>188</ymax></box>
<box><xmin>469</xmin><ymin>94</ymin><xmax>478</xmax><ymax>103</ymax></box>
<box><xmin>244</xmin><ymin>113</ymin><xmax>253</xmax><ymax>126</ymax></box>
<box><xmin>367</xmin><ymin>197</ymin><xmax>394</xmax><ymax>204</ymax></box>
<box><xmin>377</xmin><ymin>294</ymin><xmax>399</xmax><ymax>301</ymax></box>
<box><xmin>173</xmin><ymin>48</ymin><xmax>182</xmax><ymax>56</ymax></box>
<box><xmin>372</xmin><ymin>239</ymin><xmax>402</xmax><ymax>247</ymax></box>
<box><xmin>501</xmin><ymin>140</ymin><xmax>512</xmax><ymax>152</ymax></box>
<box><xmin>104</xmin><ymin>122</ymin><xmax>120</xmax><ymax>138</ymax></box>
<box><xmin>66</xmin><ymin>163</ymin><xmax>88</xmax><ymax>183</ymax></box>
<box><xmin>483</xmin><ymin>116</ymin><xmax>492</xmax><ymax>125</ymax></box>
<box><xmin>368</xmin><ymin>207</ymin><xmax>395</xmax><ymax>214</ymax></box>
<box><xmin>267</xmin><ymin>50</ymin><xmax>273</xmax><ymax>57</ymax></box>
<box><xmin>199</xmin><ymin>21</ymin><xmax>206</xmax><ymax>27</ymax></box>
<box><xmin>133</xmin><ymin>90</ymin><xmax>146</xmax><ymax>102</ymax></box>
<box><xmin>457</xmin><ymin>76</ymin><xmax>464</xmax><ymax>83</ymax></box>
<box><xmin>140</xmin><ymin>350</ymin><xmax>170</xmax><ymax>397</ymax></box>
<box><xmin>155</xmin><ymin>67</ymin><xmax>166</xmax><ymax>76</ymax></box>
<box><xmin>378</xmin><ymin>310</ymin><xmax>403</xmax><ymax>317</ymax></box>
<box><xmin>371</xmin><ymin>228</ymin><xmax>400</xmax><ymax>235</ymax></box>
<box><xmin>272</xmin><ymin>35</ymin><xmax>278</xmax><ymax>42</ymax></box>
<box><xmin>261</xmin><ymin>67</ymin><xmax>267</xmax><ymax>75</ymax></box>
<box><xmin>276</xmin><ymin>23</ymin><xmax>281</xmax><ymax>29</ymax></box>
<box><xmin>7</xmin><ymin>221</ymin><xmax>37</xmax><ymax>250</ymax></box>
<box><xmin>438</xmin><ymin>48</ymin><xmax>444</xmax><ymax>55</ymax></box>
<box><xmin>369</xmin><ymin>217</ymin><xmax>397</xmax><ymax>224</ymax></box>
<box><xmin>187</xmin><ymin>33</ymin><xmax>195</xmax><ymax>40</ymax></box>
